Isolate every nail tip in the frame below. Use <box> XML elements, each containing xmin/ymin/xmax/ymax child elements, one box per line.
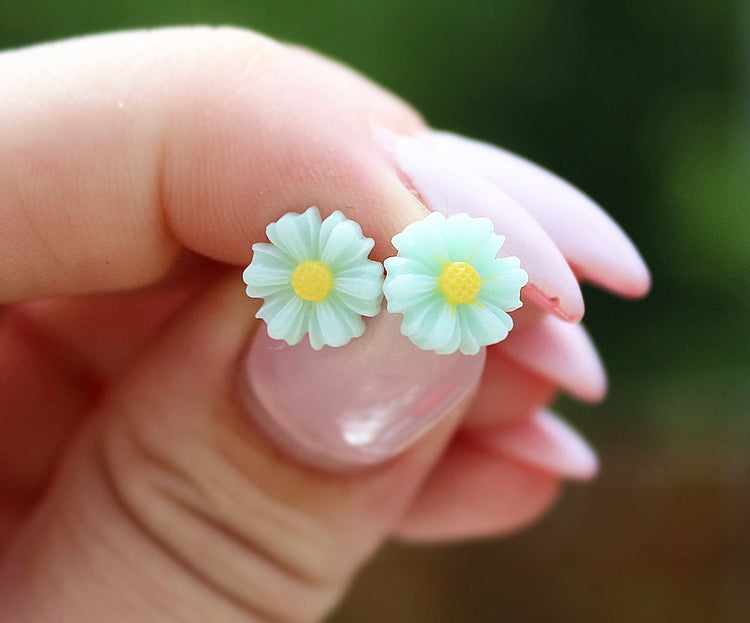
<box><xmin>417</xmin><ymin>127</ymin><xmax>653</xmax><ymax>306</ymax></box>
<box><xmin>537</xmin><ymin>411</ymin><xmax>599</xmax><ymax>480</ymax></box>
<box><xmin>598</xmin><ymin>251</ymin><xmax>652</xmax><ymax>300</ymax></box>
<box><xmin>627</xmin><ymin>263</ymin><xmax>653</xmax><ymax>298</ymax></box>
<box><xmin>525</xmin><ymin>284</ymin><xmax>584</xmax><ymax>323</ymax></box>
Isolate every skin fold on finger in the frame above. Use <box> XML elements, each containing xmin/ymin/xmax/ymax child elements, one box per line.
<box><xmin>0</xmin><ymin>254</ymin><xmax>224</xmax><ymax>544</ymax></box>
<box><xmin>0</xmin><ymin>27</ymin><xmax>427</xmax><ymax>303</ymax></box>
<box><xmin>395</xmin><ymin>436</ymin><xmax>560</xmax><ymax>542</ymax></box>
<box><xmin>0</xmin><ymin>308</ymin><xmax>95</xmax><ymax>495</ymax></box>
<box><xmin>0</xmin><ymin>308</ymin><xmax>94</xmax><ymax>551</ymax></box>
<box><xmin>16</xmin><ymin>252</ymin><xmax>223</xmax><ymax>379</ymax></box>
<box><xmin>0</xmin><ymin>273</ymin><xmax>475</xmax><ymax>623</ymax></box>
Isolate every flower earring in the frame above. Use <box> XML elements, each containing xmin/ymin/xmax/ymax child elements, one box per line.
<box><xmin>383</xmin><ymin>212</ymin><xmax>528</xmax><ymax>355</ymax></box>
<box><xmin>243</xmin><ymin>207</ymin><xmax>384</xmax><ymax>350</ymax></box>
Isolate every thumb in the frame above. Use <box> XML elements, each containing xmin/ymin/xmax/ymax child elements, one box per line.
<box><xmin>0</xmin><ymin>274</ymin><xmax>482</xmax><ymax>622</ymax></box>
<box><xmin>0</xmin><ymin>27</ymin><xmax>487</xmax><ymax>622</ymax></box>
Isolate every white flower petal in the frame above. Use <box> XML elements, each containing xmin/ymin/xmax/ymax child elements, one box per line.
<box><xmin>475</xmin><ymin>300</ymin><xmax>515</xmax><ymax>334</ymax></box>
<box><xmin>467</xmin><ymin>231</ymin><xmax>505</xmax><ymax>266</ymax></box>
<box><xmin>333</xmin><ymin>291</ymin><xmax>381</xmax><ymax>317</ymax></box>
<box><xmin>256</xmin><ymin>290</ymin><xmax>291</xmax><ymax>321</ymax></box>
<box><xmin>317</xmin><ymin>209</ymin><xmax>347</xmax><ymax>247</ymax></box>
<box><xmin>306</xmin><ymin>312</ymin><xmax>325</xmax><ymax>350</ymax></box>
<box><xmin>457</xmin><ymin>303</ymin><xmax>512</xmax><ymax>353</ymax></box>
<box><xmin>320</xmin><ymin>220</ymin><xmax>374</xmax><ymax>269</ymax></box>
<box><xmin>245</xmin><ymin>282</ymin><xmax>292</xmax><ymax>299</ymax></box>
<box><xmin>402</xmin><ymin>299</ymin><xmax>451</xmax><ymax>340</ymax></box>
<box><xmin>407</xmin><ymin>304</ymin><xmax>459</xmax><ymax>354</ymax></box>
<box><xmin>479</xmin><ymin>269</ymin><xmax>528</xmax><ymax>311</ymax></box>
<box><xmin>392</xmin><ymin>215</ymin><xmax>449</xmax><ymax>268</ymax></box>
<box><xmin>249</xmin><ymin>242</ymin><xmax>296</xmax><ymax>270</ymax></box>
<box><xmin>475</xmin><ymin>254</ymin><xmax>521</xmax><ymax>276</ymax></box>
<box><xmin>263</xmin><ymin>295</ymin><xmax>309</xmax><ymax>345</ymax></box>
<box><xmin>442</xmin><ymin>213</ymin><xmax>495</xmax><ymax>262</ymax></box>
<box><xmin>266</xmin><ymin>207</ymin><xmax>321</xmax><ymax>262</ymax></box>
<box><xmin>312</xmin><ymin>300</ymin><xmax>365</xmax><ymax>349</ymax></box>
<box><xmin>383</xmin><ymin>273</ymin><xmax>438</xmax><ymax>313</ymax></box>
<box><xmin>436</xmin><ymin>318</ymin><xmax>463</xmax><ymax>355</ymax></box>
<box><xmin>242</xmin><ymin>243</ymin><xmax>295</xmax><ymax>297</ymax></box>
<box><xmin>400</xmin><ymin>297</ymin><xmax>440</xmax><ymax>336</ymax></box>
<box><xmin>383</xmin><ymin>256</ymin><xmax>438</xmax><ymax>280</ymax></box>
<box><xmin>336</xmin><ymin>259</ymin><xmax>384</xmax><ymax>283</ymax></box>
<box><xmin>334</xmin><ymin>275</ymin><xmax>383</xmax><ymax>301</ymax></box>
<box><xmin>242</xmin><ymin>263</ymin><xmax>290</xmax><ymax>286</ymax></box>
<box><xmin>329</xmin><ymin>303</ymin><xmax>368</xmax><ymax>338</ymax></box>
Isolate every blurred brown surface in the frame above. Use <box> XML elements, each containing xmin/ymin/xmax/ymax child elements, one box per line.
<box><xmin>330</xmin><ymin>434</ymin><xmax>750</xmax><ymax>623</ymax></box>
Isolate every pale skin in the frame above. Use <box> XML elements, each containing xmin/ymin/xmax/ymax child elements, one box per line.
<box><xmin>0</xmin><ymin>27</ymin><xmax>562</xmax><ymax>622</ymax></box>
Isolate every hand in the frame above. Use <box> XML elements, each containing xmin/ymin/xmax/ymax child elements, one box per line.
<box><xmin>0</xmin><ymin>27</ymin><xmax>649</xmax><ymax>622</ymax></box>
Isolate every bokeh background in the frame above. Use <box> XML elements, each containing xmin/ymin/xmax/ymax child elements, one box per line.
<box><xmin>2</xmin><ymin>1</ymin><xmax>748</xmax><ymax>621</ymax></box>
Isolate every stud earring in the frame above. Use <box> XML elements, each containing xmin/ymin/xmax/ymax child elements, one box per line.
<box><xmin>243</xmin><ymin>207</ymin><xmax>384</xmax><ymax>350</ymax></box>
<box><xmin>383</xmin><ymin>212</ymin><xmax>528</xmax><ymax>355</ymax></box>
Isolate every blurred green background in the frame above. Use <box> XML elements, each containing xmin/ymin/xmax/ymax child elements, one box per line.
<box><xmin>2</xmin><ymin>0</ymin><xmax>748</xmax><ymax>621</ymax></box>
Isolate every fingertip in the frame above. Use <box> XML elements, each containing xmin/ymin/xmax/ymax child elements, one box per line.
<box><xmin>383</xmin><ymin>132</ymin><xmax>586</xmax><ymax>323</ymax></box>
<box><xmin>497</xmin><ymin>314</ymin><xmax>607</xmax><ymax>403</ymax></box>
<box><xmin>0</xmin><ymin>28</ymin><xmax>428</xmax><ymax>301</ymax></box>
<box><xmin>395</xmin><ymin>438</ymin><xmax>561</xmax><ymax>542</ymax></box>
<box><xmin>467</xmin><ymin>411</ymin><xmax>599</xmax><ymax>482</ymax></box>
<box><xmin>420</xmin><ymin>129</ymin><xmax>652</xmax><ymax>300</ymax></box>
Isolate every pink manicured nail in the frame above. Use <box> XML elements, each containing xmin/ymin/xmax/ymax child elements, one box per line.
<box><xmin>496</xmin><ymin>314</ymin><xmax>607</xmax><ymax>402</ymax></box>
<box><xmin>375</xmin><ymin>125</ymin><xmax>585</xmax><ymax>323</ymax></box>
<box><xmin>241</xmin><ymin>312</ymin><xmax>485</xmax><ymax>470</ymax></box>
<box><xmin>467</xmin><ymin>410</ymin><xmax>599</xmax><ymax>481</ymax></box>
<box><xmin>421</xmin><ymin>130</ymin><xmax>651</xmax><ymax>298</ymax></box>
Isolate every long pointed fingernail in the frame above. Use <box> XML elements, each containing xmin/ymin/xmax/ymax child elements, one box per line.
<box><xmin>497</xmin><ymin>314</ymin><xmax>607</xmax><ymax>403</ymax></box>
<box><xmin>374</xmin><ymin>125</ymin><xmax>584</xmax><ymax>322</ymax></box>
<box><xmin>421</xmin><ymin>130</ymin><xmax>651</xmax><ymax>298</ymax></box>
<box><xmin>466</xmin><ymin>410</ymin><xmax>599</xmax><ymax>481</ymax></box>
<box><xmin>240</xmin><ymin>312</ymin><xmax>485</xmax><ymax>470</ymax></box>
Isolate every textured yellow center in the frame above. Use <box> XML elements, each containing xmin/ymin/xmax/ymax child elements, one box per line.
<box><xmin>291</xmin><ymin>260</ymin><xmax>333</xmax><ymax>302</ymax></box>
<box><xmin>439</xmin><ymin>261</ymin><xmax>482</xmax><ymax>305</ymax></box>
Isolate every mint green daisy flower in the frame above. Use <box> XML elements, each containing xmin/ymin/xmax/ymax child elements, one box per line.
<box><xmin>383</xmin><ymin>212</ymin><xmax>528</xmax><ymax>355</ymax></box>
<box><xmin>243</xmin><ymin>207</ymin><xmax>384</xmax><ymax>350</ymax></box>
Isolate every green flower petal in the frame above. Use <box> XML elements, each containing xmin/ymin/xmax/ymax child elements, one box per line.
<box><xmin>321</xmin><ymin>219</ymin><xmax>374</xmax><ymax>269</ymax></box>
<box><xmin>263</xmin><ymin>295</ymin><xmax>308</xmax><ymax>345</ymax></box>
<box><xmin>384</xmin><ymin>212</ymin><xmax>525</xmax><ymax>354</ymax></box>
<box><xmin>244</xmin><ymin>207</ymin><xmax>382</xmax><ymax>348</ymax></box>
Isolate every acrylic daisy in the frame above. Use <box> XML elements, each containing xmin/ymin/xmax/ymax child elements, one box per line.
<box><xmin>243</xmin><ymin>207</ymin><xmax>384</xmax><ymax>350</ymax></box>
<box><xmin>383</xmin><ymin>212</ymin><xmax>528</xmax><ymax>355</ymax></box>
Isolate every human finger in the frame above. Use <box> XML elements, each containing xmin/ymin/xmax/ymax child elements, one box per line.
<box><xmin>395</xmin><ymin>436</ymin><xmax>561</xmax><ymax>542</ymax></box>
<box><xmin>0</xmin><ymin>275</ymin><xmax>476</xmax><ymax>622</ymax></box>
<box><xmin>463</xmin><ymin>351</ymin><xmax>557</xmax><ymax>428</ymax></box>
<box><xmin>0</xmin><ymin>27</ymin><xmax>425</xmax><ymax>302</ymax></box>
<box><xmin>420</xmin><ymin>130</ymin><xmax>651</xmax><ymax>297</ymax></box>
<box><xmin>494</xmin><ymin>313</ymin><xmax>608</xmax><ymax>403</ymax></box>
<box><xmin>395</xmin><ymin>411</ymin><xmax>597</xmax><ymax>542</ymax></box>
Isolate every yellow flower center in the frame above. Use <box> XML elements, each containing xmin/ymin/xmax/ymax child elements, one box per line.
<box><xmin>291</xmin><ymin>260</ymin><xmax>334</xmax><ymax>302</ymax></box>
<box><xmin>439</xmin><ymin>261</ymin><xmax>482</xmax><ymax>305</ymax></box>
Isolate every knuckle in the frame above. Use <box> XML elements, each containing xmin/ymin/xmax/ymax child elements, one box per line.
<box><xmin>98</xmin><ymin>403</ymin><xmax>344</xmax><ymax>622</ymax></box>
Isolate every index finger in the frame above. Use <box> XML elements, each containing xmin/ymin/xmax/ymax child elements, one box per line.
<box><xmin>0</xmin><ymin>27</ymin><xmax>426</xmax><ymax>303</ymax></box>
